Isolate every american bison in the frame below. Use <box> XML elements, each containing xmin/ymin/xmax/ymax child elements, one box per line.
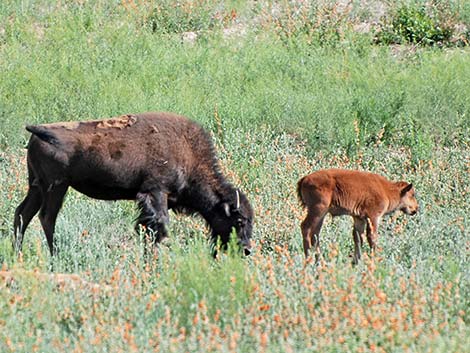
<box><xmin>13</xmin><ymin>112</ymin><xmax>253</xmax><ymax>256</ymax></box>
<box><xmin>297</xmin><ymin>169</ymin><xmax>418</xmax><ymax>264</ymax></box>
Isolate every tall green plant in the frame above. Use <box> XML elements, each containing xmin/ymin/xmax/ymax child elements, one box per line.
<box><xmin>144</xmin><ymin>0</ymin><xmax>235</xmax><ymax>34</ymax></box>
<box><xmin>376</xmin><ymin>2</ymin><xmax>454</xmax><ymax>45</ymax></box>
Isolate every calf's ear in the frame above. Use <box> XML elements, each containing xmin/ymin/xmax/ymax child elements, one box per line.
<box><xmin>400</xmin><ymin>183</ymin><xmax>413</xmax><ymax>196</ymax></box>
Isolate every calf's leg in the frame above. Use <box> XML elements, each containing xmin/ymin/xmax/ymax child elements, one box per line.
<box><xmin>352</xmin><ymin>217</ymin><xmax>366</xmax><ymax>264</ymax></box>
<box><xmin>366</xmin><ymin>216</ymin><xmax>381</xmax><ymax>254</ymax></box>
<box><xmin>301</xmin><ymin>208</ymin><xmax>326</xmax><ymax>262</ymax></box>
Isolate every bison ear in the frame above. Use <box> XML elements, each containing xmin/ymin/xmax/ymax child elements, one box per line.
<box><xmin>400</xmin><ymin>183</ymin><xmax>413</xmax><ymax>196</ymax></box>
<box><xmin>223</xmin><ymin>203</ymin><xmax>231</xmax><ymax>217</ymax></box>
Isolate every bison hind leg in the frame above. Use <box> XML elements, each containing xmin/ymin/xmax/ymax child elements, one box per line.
<box><xmin>38</xmin><ymin>183</ymin><xmax>68</xmax><ymax>256</ymax></box>
<box><xmin>13</xmin><ymin>184</ymin><xmax>42</xmax><ymax>254</ymax></box>
<box><xmin>135</xmin><ymin>191</ymin><xmax>170</xmax><ymax>247</ymax></box>
<box><xmin>301</xmin><ymin>209</ymin><xmax>326</xmax><ymax>263</ymax></box>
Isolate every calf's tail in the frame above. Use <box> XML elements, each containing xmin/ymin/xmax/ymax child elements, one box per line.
<box><xmin>26</xmin><ymin>125</ymin><xmax>61</xmax><ymax>146</ymax></box>
<box><xmin>297</xmin><ymin>176</ymin><xmax>307</xmax><ymax>209</ymax></box>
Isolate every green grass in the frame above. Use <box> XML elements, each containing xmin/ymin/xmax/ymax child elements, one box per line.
<box><xmin>1</xmin><ymin>1</ymin><xmax>469</xmax><ymax>352</ymax></box>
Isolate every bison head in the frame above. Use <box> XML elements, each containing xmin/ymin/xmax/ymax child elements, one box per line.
<box><xmin>212</xmin><ymin>189</ymin><xmax>253</xmax><ymax>256</ymax></box>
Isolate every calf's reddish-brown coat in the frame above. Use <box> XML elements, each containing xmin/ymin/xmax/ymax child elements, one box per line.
<box><xmin>297</xmin><ymin>169</ymin><xmax>418</xmax><ymax>263</ymax></box>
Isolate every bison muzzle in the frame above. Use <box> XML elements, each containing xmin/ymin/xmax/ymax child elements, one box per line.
<box><xmin>13</xmin><ymin>112</ymin><xmax>253</xmax><ymax>256</ymax></box>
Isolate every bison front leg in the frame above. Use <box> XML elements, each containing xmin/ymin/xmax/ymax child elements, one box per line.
<box><xmin>352</xmin><ymin>217</ymin><xmax>366</xmax><ymax>265</ymax></box>
<box><xmin>136</xmin><ymin>191</ymin><xmax>170</xmax><ymax>248</ymax></box>
<box><xmin>366</xmin><ymin>216</ymin><xmax>381</xmax><ymax>255</ymax></box>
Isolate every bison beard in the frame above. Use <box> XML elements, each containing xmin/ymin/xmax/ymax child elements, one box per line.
<box><xmin>13</xmin><ymin>112</ymin><xmax>253</xmax><ymax>257</ymax></box>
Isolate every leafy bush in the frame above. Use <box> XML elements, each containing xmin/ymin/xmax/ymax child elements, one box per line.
<box><xmin>376</xmin><ymin>2</ymin><xmax>454</xmax><ymax>46</ymax></box>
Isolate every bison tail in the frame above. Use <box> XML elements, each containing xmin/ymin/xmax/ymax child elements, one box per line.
<box><xmin>297</xmin><ymin>176</ymin><xmax>307</xmax><ymax>209</ymax></box>
<box><xmin>26</xmin><ymin>125</ymin><xmax>60</xmax><ymax>146</ymax></box>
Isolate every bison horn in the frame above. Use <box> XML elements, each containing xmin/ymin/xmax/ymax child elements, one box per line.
<box><xmin>223</xmin><ymin>203</ymin><xmax>231</xmax><ymax>217</ymax></box>
<box><xmin>235</xmin><ymin>190</ymin><xmax>240</xmax><ymax>210</ymax></box>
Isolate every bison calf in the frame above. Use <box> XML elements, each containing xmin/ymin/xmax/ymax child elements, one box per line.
<box><xmin>14</xmin><ymin>112</ymin><xmax>253</xmax><ymax>256</ymax></box>
<box><xmin>297</xmin><ymin>169</ymin><xmax>418</xmax><ymax>264</ymax></box>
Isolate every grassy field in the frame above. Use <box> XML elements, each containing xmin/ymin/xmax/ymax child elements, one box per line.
<box><xmin>0</xmin><ymin>1</ymin><xmax>469</xmax><ymax>352</ymax></box>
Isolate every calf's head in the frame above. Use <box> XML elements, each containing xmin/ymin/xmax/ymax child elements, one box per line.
<box><xmin>397</xmin><ymin>182</ymin><xmax>419</xmax><ymax>216</ymax></box>
<box><xmin>212</xmin><ymin>190</ymin><xmax>253</xmax><ymax>255</ymax></box>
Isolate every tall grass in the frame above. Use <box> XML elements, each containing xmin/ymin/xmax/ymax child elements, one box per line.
<box><xmin>1</xmin><ymin>0</ymin><xmax>469</xmax><ymax>352</ymax></box>
<box><xmin>1</xmin><ymin>1</ymin><xmax>470</xmax><ymax>154</ymax></box>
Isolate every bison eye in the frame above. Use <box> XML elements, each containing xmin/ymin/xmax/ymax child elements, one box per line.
<box><xmin>237</xmin><ymin>218</ymin><xmax>245</xmax><ymax>227</ymax></box>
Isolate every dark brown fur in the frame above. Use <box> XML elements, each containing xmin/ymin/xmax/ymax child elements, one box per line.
<box><xmin>297</xmin><ymin>169</ymin><xmax>418</xmax><ymax>263</ymax></box>
<box><xmin>14</xmin><ymin>112</ymin><xmax>253</xmax><ymax>256</ymax></box>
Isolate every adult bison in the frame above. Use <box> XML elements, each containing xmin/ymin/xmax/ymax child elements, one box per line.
<box><xmin>13</xmin><ymin>112</ymin><xmax>253</xmax><ymax>256</ymax></box>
